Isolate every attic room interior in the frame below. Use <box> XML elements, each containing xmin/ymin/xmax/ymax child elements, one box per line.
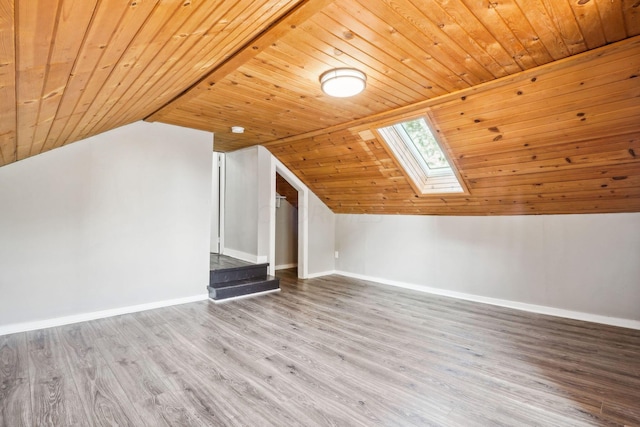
<box><xmin>0</xmin><ymin>0</ymin><xmax>639</xmax><ymax>425</ymax></box>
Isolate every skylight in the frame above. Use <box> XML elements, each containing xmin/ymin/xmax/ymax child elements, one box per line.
<box><xmin>399</xmin><ymin>118</ymin><xmax>449</xmax><ymax>170</ymax></box>
<box><xmin>377</xmin><ymin>117</ymin><xmax>465</xmax><ymax>194</ymax></box>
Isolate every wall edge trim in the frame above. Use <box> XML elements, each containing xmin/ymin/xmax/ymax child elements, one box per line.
<box><xmin>211</xmin><ymin>288</ymin><xmax>281</xmax><ymax>303</ymax></box>
<box><xmin>306</xmin><ymin>270</ymin><xmax>336</xmax><ymax>279</ymax></box>
<box><xmin>223</xmin><ymin>248</ymin><xmax>267</xmax><ymax>264</ymax></box>
<box><xmin>334</xmin><ymin>271</ymin><xmax>640</xmax><ymax>330</ymax></box>
<box><xmin>0</xmin><ymin>294</ymin><xmax>209</xmax><ymax>336</ymax></box>
<box><xmin>275</xmin><ymin>263</ymin><xmax>298</xmax><ymax>270</ymax></box>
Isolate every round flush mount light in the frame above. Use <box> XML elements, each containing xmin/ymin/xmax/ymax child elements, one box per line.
<box><xmin>320</xmin><ymin>68</ymin><xmax>366</xmax><ymax>98</ymax></box>
<box><xmin>231</xmin><ymin>126</ymin><xmax>244</xmax><ymax>134</ymax></box>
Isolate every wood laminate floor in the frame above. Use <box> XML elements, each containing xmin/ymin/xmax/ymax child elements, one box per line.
<box><xmin>1</xmin><ymin>270</ymin><xmax>639</xmax><ymax>426</ymax></box>
<box><xmin>210</xmin><ymin>254</ymin><xmax>256</xmax><ymax>270</ymax></box>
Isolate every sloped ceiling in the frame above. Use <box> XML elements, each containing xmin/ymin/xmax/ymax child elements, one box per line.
<box><xmin>1</xmin><ymin>0</ymin><xmax>639</xmax><ymax>215</ymax></box>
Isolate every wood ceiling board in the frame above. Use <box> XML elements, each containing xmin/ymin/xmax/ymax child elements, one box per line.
<box><xmin>156</xmin><ymin>0</ymin><xmax>637</xmax><ymax>158</ymax></box>
<box><xmin>538</xmin><ymin>0</ymin><xmax>588</xmax><ymax>55</ymax></box>
<box><xmin>103</xmin><ymin>0</ymin><xmax>303</xmax><ymax>135</ymax></box>
<box><xmin>42</xmin><ymin>0</ymin><xmax>158</xmax><ymax>153</ymax></box>
<box><xmin>623</xmin><ymin>0</ymin><xmax>640</xmax><ymax>35</ymax></box>
<box><xmin>265</xmin><ymin>39</ymin><xmax>640</xmax><ymax>215</ymax></box>
<box><xmin>431</xmin><ymin>57</ymin><xmax>640</xmax><ymax>130</ymax></box>
<box><xmin>382</xmin><ymin>0</ymin><xmax>521</xmax><ymax>77</ymax></box>
<box><xmin>3</xmin><ymin>0</ymin><xmax>639</xmax><ymax>216</ymax></box>
<box><xmin>0</xmin><ymin>0</ymin><xmax>16</xmax><ymax>165</ymax></box>
<box><xmin>456</xmin><ymin>133</ymin><xmax>640</xmax><ymax>169</ymax></box>
<box><xmin>514</xmin><ymin>0</ymin><xmax>573</xmax><ymax>60</ymax></box>
<box><xmin>25</xmin><ymin>0</ymin><xmax>97</xmax><ymax>159</ymax></box>
<box><xmin>69</xmin><ymin>0</ymin><xmax>195</xmax><ymax>142</ymax></box>
<box><xmin>427</xmin><ymin>38</ymin><xmax>640</xmax><ymax>168</ymax></box>
<box><xmin>156</xmin><ymin>0</ymin><xmax>576</xmax><ymax>150</ymax></box>
<box><xmin>319</xmin><ymin>186</ymin><xmax>640</xmax><ymax>204</ymax></box>
<box><xmin>70</xmin><ymin>0</ymin><xmax>173</xmax><ymax>142</ymax></box>
<box><xmin>321</xmin><ymin>1</ymin><xmax>484</xmax><ymax>89</ymax></box>
<box><xmin>332</xmin><ymin>201</ymin><xmax>640</xmax><ymax>215</ymax></box>
<box><xmin>568</xmin><ymin>0</ymin><xmax>608</xmax><ymax>49</ymax></box>
<box><xmin>432</xmin><ymin>50</ymin><xmax>639</xmax><ymax>116</ymax></box>
<box><xmin>15</xmin><ymin>0</ymin><xmax>63</xmax><ymax>160</ymax></box>
<box><xmin>442</xmin><ymin>100</ymin><xmax>640</xmax><ymax>150</ymax></box>
<box><xmin>485</xmin><ymin>0</ymin><xmax>558</xmax><ymax>65</ymax></box>
<box><xmin>264</xmin><ymin>32</ymin><xmax>424</xmax><ymax>106</ymax></box>
<box><xmin>39</xmin><ymin>0</ymin><xmax>124</xmax><ymax>154</ymax></box>
<box><xmin>594</xmin><ymin>0</ymin><xmax>627</xmax><ymax>44</ymax></box>
<box><xmin>4</xmin><ymin>0</ymin><xmax>305</xmax><ymax>167</ymax></box>
<box><xmin>459</xmin><ymin>0</ymin><xmax>546</xmax><ymax>69</ymax></box>
<box><xmin>147</xmin><ymin>0</ymin><xmax>335</xmax><ymax>122</ymax></box>
<box><xmin>437</xmin><ymin>105</ymin><xmax>640</xmax><ymax>160</ymax></box>
<box><xmin>466</xmin><ymin>162</ymin><xmax>640</xmax><ymax>187</ymax></box>
<box><xmin>440</xmin><ymin>1</ymin><xmax>524</xmax><ymax>73</ymax></box>
<box><xmin>462</xmin><ymin>150</ymin><xmax>640</xmax><ymax>181</ymax></box>
<box><xmin>276</xmin><ymin>173</ymin><xmax>299</xmax><ymax>209</ymax></box>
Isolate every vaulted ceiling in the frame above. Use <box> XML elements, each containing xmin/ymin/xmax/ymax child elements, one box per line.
<box><xmin>1</xmin><ymin>0</ymin><xmax>639</xmax><ymax>215</ymax></box>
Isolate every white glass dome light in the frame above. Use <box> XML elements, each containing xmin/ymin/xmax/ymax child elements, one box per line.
<box><xmin>320</xmin><ymin>68</ymin><xmax>366</xmax><ymax>98</ymax></box>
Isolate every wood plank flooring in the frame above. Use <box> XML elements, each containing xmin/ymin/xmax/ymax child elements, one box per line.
<box><xmin>1</xmin><ymin>270</ymin><xmax>639</xmax><ymax>426</ymax></box>
<box><xmin>210</xmin><ymin>254</ymin><xmax>257</xmax><ymax>271</ymax></box>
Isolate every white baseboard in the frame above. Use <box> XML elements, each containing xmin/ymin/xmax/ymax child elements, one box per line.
<box><xmin>222</xmin><ymin>248</ymin><xmax>267</xmax><ymax>264</ymax></box>
<box><xmin>211</xmin><ymin>288</ymin><xmax>280</xmax><ymax>304</ymax></box>
<box><xmin>275</xmin><ymin>263</ymin><xmax>298</xmax><ymax>270</ymax></box>
<box><xmin>335</xmin><ymin>271</ymin><xmax>640</xmax><ymax>330</ymax></box>
<box><xmin>0</xmin><ymin>294</ymin><xmax>209</xmax><ymax>336</ymax></box>
<box><xmin>306</xmin><ymin>270</ymin><xmax>336</xmax><ymax>279</ymax></box>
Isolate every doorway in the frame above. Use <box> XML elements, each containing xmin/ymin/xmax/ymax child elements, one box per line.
<box><xmin>274</xmin><ymin>173</ymin><xmax>298</xmax><ymax>274</ymax></box>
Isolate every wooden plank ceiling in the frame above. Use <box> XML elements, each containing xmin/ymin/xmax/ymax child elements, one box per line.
<box><xmin>0</xmin><ymin>0</ymin><xmax>303</xmax><ymax>166</ymax></box>
<box><xmin>2</xmin><ymin>0</ymin><xmax>640</xmax><ymax>215</ymax></box>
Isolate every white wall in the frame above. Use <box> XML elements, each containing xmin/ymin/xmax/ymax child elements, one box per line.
<box><xmin>0</xmin><ymin>122</ymin><xmax>213</xmax><ymax>333</ymax></box>
<box><xmin>224</xmin><ymin>145</ymin><xmax>336</xmax><ymax>276</ymax></box>
<box><xmin>210</xmin><ymin>152</ymin><xmax>221</xmax><ymax>253</ymax></box>
<box><xmin>307</xmin><ymin>191</ymin><xmax>336</xmax><ymax>276</ymax></box>
<box><xmin>336</xmin><ymin>213</ymin><xmax>640</xmax><ymax>325</ymax></box>
<box><xmin>223</xmin><ymin>147</ymin><xmax>260</xmax><ymax>261</ymax></box>
<box><xmin>257</xmin><ymin>146</ymin><xmax>274</xmax><ymax>263</ymax></box>
<box><xmin>275</xmin><ymin>197</ymin><xmax>298</xmax><ymax>269</ymax></box>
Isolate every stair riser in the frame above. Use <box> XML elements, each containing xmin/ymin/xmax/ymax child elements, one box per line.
<box><xmin>210</xmin><ymin>265</ymin><xmax>267</xmax><ymax>284</ymax></box>
<box><xmin>208</xmin><ymin>279</ymin><xmax>279</xmax><ymax>300</ymax></box>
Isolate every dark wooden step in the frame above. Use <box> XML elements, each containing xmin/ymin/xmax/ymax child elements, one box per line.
<box><xmin>208</xmin><ymin>276</ymin><xmax>280</xmax><ymax>301</ymax></box>
<box><xmin>210</xmin><ymin>263</ymin><xmax>269</xmax><ymax>285</ymax></box>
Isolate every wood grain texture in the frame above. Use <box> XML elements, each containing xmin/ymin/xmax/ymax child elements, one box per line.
<box><xmin>57</xmin><ymin>323</ymin><xmax>144</xmax><ymax>426</ymax></box>
<box><xmin>1</xmin><ymin>270</ymin><xmax>639</xmax><ymax>426</ymax></box>
<box><xmin>27</xmin><ymin>328</ymin><xmax>89</xmax><ymax>426</ymax></box>
<box><xmin>263</xmin><ymin>37</ymin><xmax>640</xmax><ymax>215</ymax></box>
<box><xmin>2</xmin><ymin>0</ymin><xmax>303</xmax><ymax>167</ymax></box>
<box><xmin>0</xmin><ymin>334</ymin><xmax>31</xmax><ymax>426</ymax></box>
<box><xmin>3</xmin><ymin>0</ymin><xmax>640</xmax><ymax>216</ymax></box>
<box><xmin>0</xmin><ymin>0</ymin><xmax>16</xmax><ymax>165</ymax></box>
<box><xmin>276</xmin><ymin>173</ymin><xmax>299</xmax><ymax>209</ymax></box>
<box><xmin>155</xmin><ymin>0</ymin><xmax>639</xmax><ymax>151</ymax></box>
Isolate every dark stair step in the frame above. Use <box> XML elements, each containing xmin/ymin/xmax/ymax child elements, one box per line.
<box><xmin>210</xmin><ymin>263</ymin><xmax>269</xmax><ymax>285</ymax></box>
<box><xmin>208</xmin><ymin>276</ymin><xmax>280</xmax><ymax>301</ymax></box>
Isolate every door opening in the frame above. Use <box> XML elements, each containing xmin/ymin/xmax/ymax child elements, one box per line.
<box><xmin>274</xmin><ymin>173</ymin><xmax>298</xmax><ymax>274</ymax></box>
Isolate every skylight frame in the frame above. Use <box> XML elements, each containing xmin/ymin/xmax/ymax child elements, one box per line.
<box><xmin>375</xmin><ymin>114</ymin><xmax>467</xmax><ymax>196</ymax></box>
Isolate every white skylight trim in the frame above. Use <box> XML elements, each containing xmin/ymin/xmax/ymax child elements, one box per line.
<box><xmin>378</xmin><ymin>117</ymin><xmax>464</xmax><ymax>195</ymax></box>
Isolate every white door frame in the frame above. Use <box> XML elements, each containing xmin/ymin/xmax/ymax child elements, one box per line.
<box><xmin>269</xmin><ymin>157</ymin><xmax>308</xmax><ymax>279</ymax></box>
<box><xmin>210</xmin><ymin>152</ymin><xmax>225</xmax><ymax>254</ymax></box>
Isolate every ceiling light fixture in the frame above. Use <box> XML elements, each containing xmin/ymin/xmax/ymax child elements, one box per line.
<box><xmin>231</xmin><ymin>126</ymin><xmax>244</xmax><ymax>134</ymax></box>
<box><xmin>320</xmin><ymin>68</ymin><xmax>366</xmax><ymax>98</ymax></box>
